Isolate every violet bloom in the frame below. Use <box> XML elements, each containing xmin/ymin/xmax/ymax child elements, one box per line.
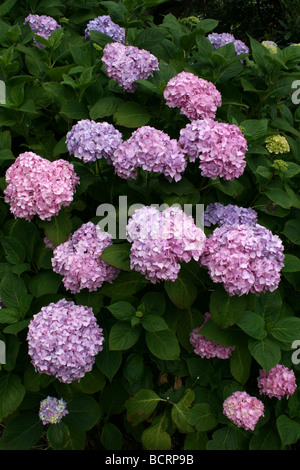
<box><xmin>179</xmin><ymin>118</ymin><xmax>248</xmax><ymax>180</ymax></box>
<box><xmin>66</xmin><ymin>119</ymin><xmax>123</xmax><ymax>164</ymax></box>
<box><xmin>51</xmin><ymin>222</ymin><xmax>119</xmax><ymax>294</ymax></box>
<box><xmin>163</xmin><ymin>71</ymin><xmax>222</xmax><ymax>121</ymax></box>
<box><xmin>190</xmin><ymin>313</ymin><xmax>235</xmax><ymax>359</ymax></box>
<box><xmin>39</xmin><ymin>397</ymin><xmax>69</xmax><ymax>425</ymax></box>
<box><xmin>101</xmin><ymin>42</ymin><xmax>159</xmax><ymax>92</ymax></box>
<box><xmin>204</xmin><ymin>203</ymin><xmax>258</xmax><ymax>227</ymax></box>
<box><xmin>112</xmin><ymin>126</ymin><xmax>187</xmax><ymax>181</ymax></box>
<box><xmin>24</xmin><ymin>14</ymin><xmax>61</xmax><ymax>48</ymax></box>
<box><xmin>4</xmin><ymin>152</ymin><xmax>79</xmax><ymax>221</ymax></box>
<box><xmin>208</xmin><ymin>32</ymin><xmax>249</xmax><ymax>56</ymax></box>
<box><xmin>127</xmin><ymin>206</ymin><xmax>206</xmax><ymax>283</ymax></box>
<box><xmin>85</xmin><ymin>15</ymin><xmax>125</xmax><ymax>42</ymax></box>
<box><xmin>200</xmin><ymin>224</ymin><xmax>285</xmax><ymax>296</ymax></box>
<box><xmin>27</xmin><ymin>299</ymin><xmax>105</xmax><ymax>383</ymax></box>
<box><xmin>223</xmin><ymin>391</ymin><xmax>264</xmax><ymax>431</ymax></box>
<box><xmin>257</xmin><ymin>364</ymin><xmax>297</xmax><ymax>400</ymax></box>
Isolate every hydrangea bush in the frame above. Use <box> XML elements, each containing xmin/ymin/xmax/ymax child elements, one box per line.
<box><xmin>0</xmin><ymin>0</ymin><xmax>300</xmax><ymax>451</ymax></box>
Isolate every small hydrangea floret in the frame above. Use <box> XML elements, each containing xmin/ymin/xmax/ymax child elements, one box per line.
<box><xmin>39</xmin><ymin>397</ymin><xmax>69</xmax><ymax>425</ymax></box>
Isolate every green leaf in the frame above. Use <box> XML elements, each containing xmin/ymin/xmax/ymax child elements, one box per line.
<box><xmin>184</xmin><ymin>431</ymin><xmax>208</xmax><ymax>450</ymax></box>
<box><xmin>101</xmin><ymin>423</ymin><xmax>123</xmax><ymax>450</ymax></box>
<box><xmin>125</xmin><ymin>389</ymin><xmax>161</xmax><ymax>425</ymax></box>
<box><xmin>206</xmin><ymin>426</ymin><xmax>239</xmax><ymax>450</ymax></box>
<box><xmin>28</xmin><ymin>271</ymin><xmax>62</xmax><ymax>298</ymax></box>
<box><xmin>249</xmin><ymin>426</ymin><xmax>281</xmax><ymax>450</ymax></box>
<box><xmin>177</xmin><ymin>308</ymin><xmax>204</xmax><ymax>353</ymax></box>
<box><xmin>101</xmin><ymin>271</ymin><xmax>148</xmax><ymax>297</ymax></box>
<box><xmin>230</xmin><ymin>342</ymin><xmax>251</xmax><ymax>385</ymax></box>
<box><xmin>269</xmin><ymin>317</ymin><xmax>300</xmax><ymax>344</ymax></box>
<box><xmin>0</xmin><ymin>412</ymin><xmax>44</xmax><ymax>450</ymax></box>
<box><xmin>96</xmin><ymin>343</ymin><xmax>122</xmax><ymax>381</ymax></box>
<box><xmin>282</xmin><ymin>219</ymin><xmax>300</xmax><ymax>245</ymax></box>
<box><xmin>0</xmin><ymin>308</ymin><xmax>21</xmax><ymax>324</ymax></box>
<box><xmin>0</xmin><ymin>272</ymin><xmax>27</xmax><ymax>310</ymax></box>
<box><xmin>171</xmin><ymin>389</ymin><xmax>195</xmax><ymax>433</ymax></box>
<box><xmin>0</xmin><ymin>236</ymin><xmax>26</xmax><ymax>264</ymax></box>
<box><xmin>237</xmin><ymin>311</ymin><xmax>267</xmax><ymax>339</ymax></box>
<box><xmin>90</xmin><ymin>96</ymin><xmax>123</xmax><ymax>120</ymax></box>
<box><xmin>123</xmin><ymin>353</ymin><xmax>144</xmax><ymax>385</ymax></box>
<box><xmin>60</xmin><ymin>100</ymin><xmax>89</xmax><ymax>120</ymax></box>
<box><xmin>141</xmin><ymin>314</ymin><xmax>169</xmax><ymax>331</ymax></box>
<box><xmin>47</xmin><ymin>422</ymin><xmax>69</xmax><ymax>450</ymax></box>
<box><xmin>265</xmin><ymin>188</ymin><xmax>292</xmax><ymax>209</ymax></box>
<box><xmin>63</xmin><ymin>395</ymin><xmax>102</xmax><ymax>431</ymax></box>
<box><xmin>113</xmin><ymin>102</ymin><xmax>151</xmax><ymax>128</ymax></box>
<box><xmin>188</xmin><ymin>403</ymin><xmax>217</xmax><ymax>432</ymax></box>
<box><xmin>141</xmin><ymin>414</ymin><xmax>171</xmax><ymax>450</ymax></box>
<box><xmin>198</xmin><ymin>317</ymin><xmax>239</xmax><ymax>346</ymax></box>
<box><xmin>0</xmin><ymin>0</ymin><xmax>17</xmax><ymax>16</ymax></box>
<box><xmin>276</xmin><ymin>415</ymin><xmax>300</xmax><ymax>446</ymax></box>
<box><xmin>39</xmin><ymin>208</ymin><xmax>72</xmax><ymax>246</ymax></box>
<box><xmin>209</xmin><ymin>286</ymin><xmax>247</xmax><ymax>329</ymax></box>
<box><xmin>240</xmin><ymin>118</ymin><xmax>269</xmax><ymax>140</ymax></box>
<box><xmin>109</xmin><ymin>321</ymin><xmax>141</xmax><ymax>350</ymax></box>
<box><xmin>107</xmin><ymin>301</ymin><xmax>136</xmax><ymax>321</ymax></box>
<box><xmin>248</xmin><ymin>337</ymin><xmax>281</xmax><ymax>372</ymax></box>
<box><xmin>0</xmin><ymin>373</ymin><xmax>25</xmax><ymax>420</ymax></box>
<box><xmin>282</xmin><ymin>254</ymin><xmax>300</xmax><ymax>272</ymax></box>
<box><xmin>100</xmin><ymin>243</ymin><xmax>131</xmax><ymax>271</ymax></box>
<box><xmin>145</xmin><ymin>329</ymin><xmax>180</xmax><ymax>360</ymax></box>
<box><xmin>138</xmin><ymin>292</ymin><xmax>166</xmax><ymax>316</ymax></box>
<box><xmin>164</xmin><ymin>271</ymin><xmax>197</xmax><ymax>309</ymax></box>
<box><xmin>71</xmin><ymin>368</ymin><xmax>106</xmax><ymax>394</ymax></box>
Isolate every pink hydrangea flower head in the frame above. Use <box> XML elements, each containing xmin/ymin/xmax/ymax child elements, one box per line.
<box><xmin>257</xmin><ymin>364</ymin><xmax>297</xmax><ymax>400</ymax></box>
<box><xmin>101</xmin><ymin>42</ymin><xmax>159</xmax><ymax>92</ymax></box>
<box><xmin>24</xmin><ymin>14</ymin><xmax>61</xmax><ymax>48</ymax></box>
<box><xmin>4</xmin><ymin>152</ymin><xmax>79</xmax><ymax>221</ymax></box>
<box><xmin>39</xmin><ymin>397</ymin><xmax>69</xmax><ymax>425</ymax></box>
<box><xmin>163</xmin><ymin>71</ymin><xmax>222</xmax><ymax>120</ymax></box>
<box><xmin>126</xmin><ymin>206</ymin><xmax>206</xmax><ymax>283</ymax></box>
<box><xmin>190</xmin><ymin>313</ymin><xmax>235</xmax><ymax>359</ymax></box>
<box><xmin>66</xmin><ymin>119</ymin><xmax>123</xmax><ymax>164</ymax></box>
<box><xmin>85</xmin><ymin>15</ymin><xmax>125</xmax><ymax>43</ymax></box>
<box><xmin>51</xmin><ymin>222</ymin><xmax>119</xmax><ymax>293</ymax></box>
<box><xmin>204</xmin><ymin>203</ymin><xmax>257</xmax><ymax>227</ymax></box>
<box><xmin>200</xmin><ymin>223</ymin><xmax>285</xmax><ymax>296</ymax></box>
<box><xmin>27</xmin><ymin>299</ymin><xmax>105</xmax><ymax>383</ymax></box>
<box><xmin>179</xmin><ymin>118</ymin><xmax>248</xmax><ymax>180</ymax></box>
<box><xmin>112</xmin><ymin>126</ymin><xmax>187</xmax><ymax>181</ymax></box>
<box><xmin>223</xmin><ymin>391</ymin><xmax>264</xmax><ymax>431</ymax></box>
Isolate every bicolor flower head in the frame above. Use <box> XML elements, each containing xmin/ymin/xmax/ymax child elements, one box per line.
<box><xmin>39</xmin><ymin>397</ymin><xmax>69</xmax><ymax>425</ymax></box>
<box><xmin>223</xmin><ymin>391</ymin><xmax>264</xmax><ymax>431</ymax></box>
<box><xmin>85</xmin><ymin>15</ymin><xmax>125</xmax><ymax>42</ymax></box>
<box><xmin>257</xmin><ymin>364</ymin><xmax>297</xmax><ymax>400</ymax></box>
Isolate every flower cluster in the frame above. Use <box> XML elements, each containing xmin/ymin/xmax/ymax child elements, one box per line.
<box><xmin>24</xmin><ymin>14</ymin><xmax>61</xmax><ymax>48</ymax></box>
<box><xmin>39</xmin><ymin>397</ymin><xmax>69</xmax><ymax>425</ymax></box>
<box><xmin>112</xmin><ymin>126</ymin><xmax>187</xmax><ymax>181</ymax></box>
<box><xmin>27</xmin><ymin>299</ymin><xmax>105</xmax><ymax>383</ymax></box>
<box><xmin>265</xmin><ymin>135</ymin><xmax>290</xmax><ymax>154</ymax></box>
<box><xmin>4</xmin><ymin>152</ymin><xmax>79</xmax><ymax>221</ymax></box>
<box><xmin>257</xmin><ymin>364</ymin><xmax>297</xmax><ymax>400</ymax></box>
<box><xmin>272</xmin><ymin>159</ymin><xmax>288</xmax><ymax>172</ymax></box>
<box><xmin>66</xmin><ymin>119</ymin><xmax>123</xmax><ymax>164</ymax></box>
<box><xmin>207</xmin><ymin>32</ymin><xmax>249</xmax><ymax>55</ymax></box>
<box><xmin>85</xmin><ymin>15</ymin><xmax>125</xmax><ymax>42</ymax></box>
<box><xmin>126</xmin><ymin>206</ymin><xmax>206</xmax><ymax>283</ymax></box>
<box><xmin>200</xmin><ymin>223</ymin><xmax>285</xmax><ymax>296</ymax></box>
<box><xmin>204</xmin><ymin>203</ymin><xmax>258</xmax><ymax>227</ymax></box>
<box><xmin>261</xmin><ymin>40</ymin><xmax>278</xmax><ymax>54</ymax></box>
<box><xmin>51</xmin><ymin>222</ymin><xmax>119</xmax><ymax>294</ymax></box>
<box><xmin>163</xmin><ymin>71</ymin><xmax>222</xmax><ymax>121</ymax></box>
<box><xmin>179</xmin><ymin>118</ymin><xmax>248</xmax><ymax>180</ymax></box>
<box><xmin>223</xmin><ymin>391</ymin><xmax>264</xmax><ymax>431</ymax></box>
<box><xmin>101</xmin><ymin>42</ymin><xmax>159</xmax><ymax>92</ymax></box>
<box><xmin>190</xmin><ymin>313</ymin><xmax>235</xmax><ymax>359</ymax></box>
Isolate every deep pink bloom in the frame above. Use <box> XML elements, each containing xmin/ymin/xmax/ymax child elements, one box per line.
<box><xmin>223</xmin><ymin>391</ymin><xmax>264</xmax><ymax>431</ymax></box>
<box><xmin>257</xmin><ymin>364</ymin><xmax>297</xmax><ymax>400</ymax></box>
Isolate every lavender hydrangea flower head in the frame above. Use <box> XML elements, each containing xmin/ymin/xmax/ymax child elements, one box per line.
<box><xmin>190</xmin><ymin>313</ymin><xmax>235</xmax><ymax>359</ymax></box>
<box><xmin>223</xmin><ymin>391</ymin><xmax>264</xmax><ymax>431</ymax></box>
<box><xmin>101</xmin><ymin>42</ymin><xmax>159</xmax><ymax>92</ymax></box>
<box><xmin>4</xmin><ymin>152</ymin><xmax>79</xmax><ymax>221</ymax></box>
<box><xmin>207</xmin><ymin>32</ymin><xmax>249</xmax><ymax>55</ymax></box>
<box><xmin>200</xmin><ymin>223</ymin><xmax>285</xmax><ymax>296</ymax></box>
<box><xmin>257</xmin><ymin>364</ymin><xmax>297</xmax><ymax>400</ymax></box>
<box><xmin>66</xmin><ymin>119</ymin><xmax>123</xmax><ymax>164</ymax></box>
<box><xmin>51</xmin><ymin>222</ymin><xmax>119</xmax><ymax>294</ymax></box>
<box><xmin>163</xmin><ymin>71</ymin><xmax>222</xmax><ymax>121</ymax></box>
<box><xmin>39</xmin><ymin>397</ymin><xmax>69</xmax><ymax>425</ymax></box>
<box><xmin>204</xmin><ymin>203</ymin><xmax>258</xmax><ymax>227</ymax></box>
<box><xmin>112</xmin><ymin>126</ymin><xmax>187</xmax><ymax>181</ymax></box>
<box><xmin>27</xmin><ymin>299</ymin><xmax>105</xmax><ymax>383</ymax></box>
<box><xmin>179</xmin><ymin>119</ymin><xmax>248</xmax><ymax>180</ymax></box>
<box><xmin>126</xmin><ymin>206</ymin><xmax>206</xmax><ymax>283</ymax></box>
<box><xmin>85</xmin><ymin>15</ymin><xmax>125</xmax><ymax>42</ymax></box>
<box><xmin>24</xmin><ymin>14</ymin><xmax>61</xmax><ymax>48</ymax></box>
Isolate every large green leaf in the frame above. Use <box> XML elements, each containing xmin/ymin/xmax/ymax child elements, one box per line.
<box><xmin>209</xmin><ymin>286</ymin><xmax>247</xmax><ymax>329</ymax></box>
<box><xmin>63</xmin><ymin>395</ymin><xmax>102</xmax><ymax>431</ymax></box>
<box><xmin>145</xmin><ymin>329</ymin><xmax>180</xmax><ymax>360</ymax></box>
<box><xmin>0</xmin><ymin>412</ymin><xmax>44</xmax><ymax>450</ymax></box>
<box><xmin>113</xmin><ymin>102</ymin><xmax>151</xmax><ymax>128</ymax></box>
<box><xmin>109</xmin><ymin>321</ymin><xmax>141</xmax><ymax>350</ymax></box>
<box><xmin>248</xmin><ymin>337</ymin><xmax>281</xmax><ymax>372</ymax></box>
<box><xmin>0</xmin><ymin>373</ymin><xmax>25</xmax><ymax>420</ymax></box>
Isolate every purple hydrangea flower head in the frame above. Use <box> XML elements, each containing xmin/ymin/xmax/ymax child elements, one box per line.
<box><xmin>85</xmin><ymin>15</ymin><xmax>125</xmax><ymax>42</ymax></box>
<box><xmin>207</xmin><ymin>32</ymin><xmax>249</xmax><ymax>55</ymax></box>
<box><xmin>101</xmin><ymin>42</ymin><xmax>159</xmax><ymax>92</ymax></box>
<box><xmin>127</xmin><ymin>206</ymin><xmax>206</xmax><ymax>283</ymax></box>
<box><xmin>223</xmin><ymin>391</ymin><xmax>264</xmax><ymax>431</ymax></box>
<box><xmin>39</xmin><ymin>397</ymin><xmax>69</xmax><ymax>425</ymax></box>
<box><xmin>27</xmin><ymin>299</ymin><xmax>105</xmax><ymax>383</ymax></box>
<box><xmin>179</xmin><ymin>118</ymin><xmax>248</xmax><ymax>180</ymax></box>
<box><xmin>204</xmin><ymin>203</ymin><xmax>258</xmax><ymax>227</ymax></box>
<box><xmin>24</xmin><ymin>14</ymin><xmax>61</xmax><ymax>48</ymax></box>
<box><xmin>200</xmin><ymin>223</ymin><xmax>285</xmax><ymax>296</ymax></box>
<box><xmin>257</xmin><ymin>364</ymin><xmax>297</xmax><ymax>400</ymax></box>
<box><xmin>163</xmin><ymin>71</ymin><xmax>222</xmax><ymax>121</ymax></box>
<box><xmin>66</xmin><ymin>119</ymin><xmax>123</xmax><ymax>164</ymax></box>
<box><xmin>51</xmin><ymin>222</ymin><xmax>119</xmax><ymax>294</ymax></box>
<box><xmin>112</xmin><ymin>126</ymin><xmax>187</xmax><ymax>181</ymax></box>
<box><xmin>190</xmin><ymin>313</ymin><xmax>235</xmax><ymax>359</ymax></box>
<box><xmin>4</xmin><ymin>152</ymin><xmax>79</xmax><ymax>221</ymax></box>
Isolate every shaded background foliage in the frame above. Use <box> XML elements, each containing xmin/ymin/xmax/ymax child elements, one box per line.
<box><xmin>0</xmin><ymin>0</ymin><xmax>299</xmax><ymax>451</ymax></box>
